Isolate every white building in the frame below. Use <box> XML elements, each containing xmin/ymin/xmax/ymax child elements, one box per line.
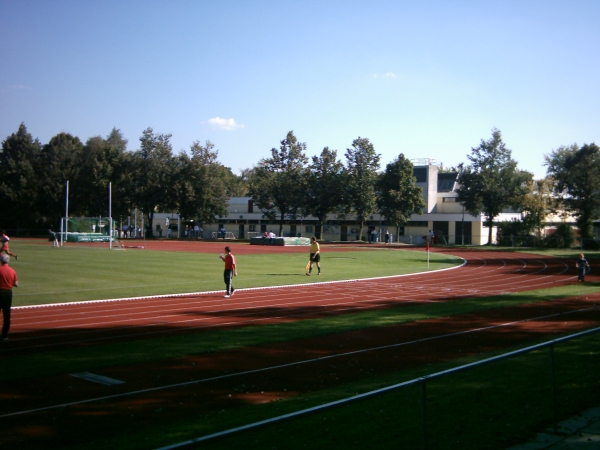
<box><xmin>150</xmin><ymin>162</ymin><xmax>523</xmax><ymax>245</ymax></box>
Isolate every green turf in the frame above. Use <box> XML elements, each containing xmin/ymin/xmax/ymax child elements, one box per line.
<box><xmin>65</xmin><ymin>333</ymin><xmax>600</xmax><ymax>450</ymax></box>
<box><xmin>8</xmin><ymin>240</ymin><xmax>461</xmax><ymax>305</ymax></box>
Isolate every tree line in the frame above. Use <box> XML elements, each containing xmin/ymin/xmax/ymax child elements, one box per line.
<box><xmin>1</xmin><ymin>123</ymin><xmax>598</xmax><ymax>244</ymax></box>
<box><xmin>0</xmin><ymin>124</ymin><xmax>244</xmax><ymax>232</ymax></box>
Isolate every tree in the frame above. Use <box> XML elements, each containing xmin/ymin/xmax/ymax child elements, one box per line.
<box><xmin>132</xmin><ymin>128</ymin><xmax>177</xmax><ymax>234</ymax></box>
<box><xmin>174</xmin><ymin>140</ymin><xmax>228</xmax><ymax>225</ymax></box>
<box><xmin>343</xmin><ymin>137</ymin><xmax>381</xmax><ymax>240</ymax></box>
<box><xmin>456</xmin><ymin>128</ymin><xmax>531</xmax><ymax>245</ymax></box>
<box><xmin>247</xmin><ymin>131</ymin><xmax>308</xmax><ymax>236</ymax></box>
<box><xmin>520</xmin><ymin>178</ymin><xmax>553</xmax><ymax>242</ymax></box>
<box><xmin>221</xmin><ymin>167</ymin><xmax>251</xmax><ymax>198</ymax></box>
<box><xmin>38</xmin><ymin>132</ymin><xmax>84</xmax><ymax>225</ymax></box>
<box><xmin>545</xmin><ymin>143</ymin><xmax>600</xmax><ymax>241</ymax></box>
<box><xmin>303</xmin><ymin>147</ymin><xmax>345</xmax><ymax>238</ymax></box>
<box><xmin>76</xmin><ymin>128</ymin><xmax>133</xmax><ymax>219</ymax></box>
<box><xmin>0</xmin><ymin>123</ymin><xmax>43</xmax><ymax>228</ymax></box>
<box><xmin>376</xmin><ymin>154</ymin><xmax>425</xmax><ymax>241</ymax></box>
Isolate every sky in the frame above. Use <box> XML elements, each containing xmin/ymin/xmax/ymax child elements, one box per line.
<box><xmin>1</xmin><ymin>0</ymin><xmax>599</xmax><ymax>179</ymax></box>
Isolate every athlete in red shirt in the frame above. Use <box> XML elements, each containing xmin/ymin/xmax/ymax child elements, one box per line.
<box><xmin>0</xmin><ymin>254</ymin><xmax>18</xmax><ymax>340</ymax></box>
<box><xmin>219</xmin><ymin>246</ymin><xmax>237</xmax><ymax>298</ymax></box>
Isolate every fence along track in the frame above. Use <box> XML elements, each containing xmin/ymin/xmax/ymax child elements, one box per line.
<box><xmin>157</xmin><ymin>325</ymin><xmax>600</xmax><ymax>450</ymax></box>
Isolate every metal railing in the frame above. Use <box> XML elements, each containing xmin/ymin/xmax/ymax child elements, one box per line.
<box><xmin>157</xmin><ymin>326</ymin><xmax>600</xmax><ymax>450</ymax></box>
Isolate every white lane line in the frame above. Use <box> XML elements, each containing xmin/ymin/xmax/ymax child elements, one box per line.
<box><xmin>13</xmin><ymin>261</ymin><xmax>467</xmax><ymax>310</ymax></box>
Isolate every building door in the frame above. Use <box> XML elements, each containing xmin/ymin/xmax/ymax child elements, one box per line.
<box><xmin>455</xmin><ymin>221</ymin><xmax>472</xmax><ymax>245</ymax></box>
<box><xmin>315</xmin><ymin>225</ymin><xmax>322</xmax><ymax>239</ymax></box>
<box><xmin>290</xmin><ymin>224</ymin><xmax>296</xmax><ymax>237</ymax></box>
<box><xmin>432</xmin><ymin>221</ymin><xmax>449</xmax><ymax>244</ymax></box>
<box><xmin>238</xmin><ymin>224</ymin><xmax>245</xmax><ymax>240</ymax></box>
<box><xmin>340</xmin><ymin>225</ymin><xmax>348</xmax><ymax>241</ymax></box>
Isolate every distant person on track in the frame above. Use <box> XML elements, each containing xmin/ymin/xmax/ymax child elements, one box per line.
<box><xmin>0</xmin><ymin>254</ymin><xmax>18</xmax><ymax>340</ymax></box>
<box><xmin>220</xmin><ymin>246</ymin><xmax>237</xmax><ymax>298</ymax></box>
<box><xmin>0</xmin><ymin>230</ymin><xmax>17</xmax><ymax>261</ymax></box>
<box><xmin>306</xmin><ymin>236</ymin><xmax>321</xmax><ymax>276</ymax></box>
<box><xmin>577</xmin><ymin>254</ymin><xmax>590</xmax><ymax>282</ymax></box>
<box><xmin>49</xmin><ymin>229</ymin><xmax>59</xmax><ymax>247</ymax></box>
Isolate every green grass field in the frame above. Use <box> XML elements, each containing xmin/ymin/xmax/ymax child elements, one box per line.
<box><xmin>9</xmin><ymin>240</ymin><xmax>462</xmax><ymax>305</ymax></box>
<box><xmin>4</xmin><ymin>240</ymin><xmax>600</xmax><ymax>450</ymax></box>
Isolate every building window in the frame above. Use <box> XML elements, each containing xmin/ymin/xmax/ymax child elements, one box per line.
<box><xmin>414</xmin><ymin>168</ymin><xmax>427</xmax><ymax>182</ymax></box>
<box><xmin>442</xmin><ymin>197</ymin><xmax>459</xmax><ymax>203</ymax></box>
<box><xmin>306</xmin><ymin>226</ymin><xmax>313</xmax><ymax>232</ymax></box>
<box><xmin>249</xmin><ymin>225</ymin><xmax>256</xmax><ymax>232</ymax></box>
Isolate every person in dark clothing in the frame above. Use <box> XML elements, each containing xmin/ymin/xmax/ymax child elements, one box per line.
<box><xmin>577</xmin><ymin>253</ymin><xmax>590</xmax><ymax>282</ymax></box>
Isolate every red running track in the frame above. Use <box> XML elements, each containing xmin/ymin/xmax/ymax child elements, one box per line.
<box><xmin>3</xmin><ymin>250</ymin><xmax>588</xmax><ymax>353</ymax></box>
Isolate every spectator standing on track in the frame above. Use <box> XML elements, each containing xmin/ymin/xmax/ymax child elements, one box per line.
<box><xmin>220</xmin><ymin>246</ymin><xmax>237</xmax><ymax>298</ymax></box>
<box><xmin>306</xmin><ymin>236</ymin><xmax>321</xmax><ymax>276</ymax></box>
<box><xmin>0</xmin><ymin>230</ymin><xmax>17</xmax><ymax>261</ymax></box>
<box><xmin>49</xmin><ymin>229</ymin><xmax>59</xmax><ymax>247</ymax></box>
<box><xmin>577</xmin><ymin>253</ymin><xmax>590</xmax><ymax>282</ymax></box>
<box><xmin>0</xmin><ymin>254</ymin><xmax>18</xmax><ymax>340</ymax></box>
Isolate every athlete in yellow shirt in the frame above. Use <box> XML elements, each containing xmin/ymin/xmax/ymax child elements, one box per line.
<box><xmin>306</xmin><ymin>236</ymin><xmax>321</xmax><ymax>276</ymax></box>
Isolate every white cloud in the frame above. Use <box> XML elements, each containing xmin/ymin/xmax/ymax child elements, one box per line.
<box><xmin>206</xmin><ymin>117</ymin><xmax>245</xmax><ymax>131</ymax></box>
<box><xmin>371</xmin><ymin>72</ymin><xmax>397</xmax><ymax>79</ymax></box>
<box><xmin>0</xmin><ymin>84</ymin><xmax>33</xmax><ymax>94</ymax></box>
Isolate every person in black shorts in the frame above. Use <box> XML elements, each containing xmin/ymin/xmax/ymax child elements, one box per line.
<box><xmin>306</xmin><ymin>236</ymin><xmax>321</xmax><ymax>276</ymax></box>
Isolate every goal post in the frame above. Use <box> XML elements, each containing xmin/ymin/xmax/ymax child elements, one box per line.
<box><xmin>58</xmin><ymin>217</ymin><xmax>117</xmax><ymax>243</ymax></box>
<box><xmin>211</xmin><ymin>231</ymin><xmax>236</xmax><ymax>239</ymax></box>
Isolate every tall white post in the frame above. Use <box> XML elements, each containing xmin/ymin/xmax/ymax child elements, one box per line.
<box><xmin>65</xmin><ymin>180</ymin><xmax>69</xmax><ymax>245</ymax></box>
<box><xmin>108</xmin><ymin>182</ymin><xmax>112</xmax><ymax>250</ymax></box>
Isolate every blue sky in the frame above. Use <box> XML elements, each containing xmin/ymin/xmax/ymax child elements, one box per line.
<box><xmin>1</xmin><ymin>0</ymin><xmax>598</xmax><ymax>179</ymax></box>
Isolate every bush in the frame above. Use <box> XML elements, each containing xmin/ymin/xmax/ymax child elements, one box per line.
<box><xmin>496</xmin><ymin>219</ymin><xmax>535</xmax><ymax>247</ymax></box>
<box><xmin>543</xmin><ymin>223</ymin><xmax>576</xmax><ymax>248</ymax></box>
<box><xmin>581</xmin><ymin>238</ymin><xmax>600</xmax><ymax>250</ymax></box>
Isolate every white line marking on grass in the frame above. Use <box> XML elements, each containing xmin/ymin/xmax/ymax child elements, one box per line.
<box><xmin>70</xmin><ymin>372</ymin><xmax>125</xmax><ymax>386</ymax></box>
<box><xmin>13</xmin><ymin>260</ymin><xmax>467</xmax><ymax>310</ymax></box>
<box><xmin>2</xmin><ymin>304</ymin><xmax>597</xmax><ymax>419</ymax></box>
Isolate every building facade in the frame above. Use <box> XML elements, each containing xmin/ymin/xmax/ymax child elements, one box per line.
<box><xmin>150</xmin><ymin>162</ymin><xmax>523</xmax><ymax>245</ymax></box>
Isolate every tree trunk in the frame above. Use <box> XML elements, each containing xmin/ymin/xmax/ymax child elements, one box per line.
<box><xmin>278</xmin><ymin>211</ymin><xmax>285</xmax><ymax>237</ymax></box>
